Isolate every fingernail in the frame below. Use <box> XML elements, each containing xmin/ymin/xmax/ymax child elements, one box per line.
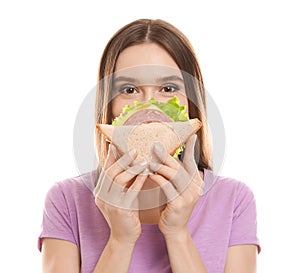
<box><xmin>142</xmin><ymin>167</ymin><xmax>150</xmax><ymax>175</ymax></box>
<box><xmin>129</xmin><ymin>148</ymin><xmax>137</xmax><ymax>158</ymax></box>
<box><xmin>129</xmin><ymin>163</ymin><xmax>148</xmax><ymax>175</ymax></box>
<box><xmin>154</xmin><ymin>143</ymin><xmax>164</xmax><ymax>153</ymax></box>
<box><xmin>137</xmin><ymin>162</ymin><xmax>148</xmax><ymax>172</ymax></box>
<box><xmin>149</xmin><ymin>161</ymin><xmax>160</xmax><ymax>171</ymax></box>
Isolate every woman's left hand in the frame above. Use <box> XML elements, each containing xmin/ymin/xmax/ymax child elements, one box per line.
<box><xmin>149</xmin><ymin>134</ymin><xmax>204</xmax><ymax>238</ymax></box>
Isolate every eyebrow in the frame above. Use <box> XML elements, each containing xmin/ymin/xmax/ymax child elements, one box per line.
<box><xmin>112</xmin><ymin>75</ymin><xmax>184</xmax><ymax>85</ymax></box>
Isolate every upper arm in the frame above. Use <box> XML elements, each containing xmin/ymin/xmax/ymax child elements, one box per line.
<box><xmin>42</xmin><ymin>238</ymin><xmax>80</xmax><ymax>273</ymax></box>
<box><xmin>224</xmin><ymin>244</ymin><xmax>257</xmax><ymax>273</ymax></box>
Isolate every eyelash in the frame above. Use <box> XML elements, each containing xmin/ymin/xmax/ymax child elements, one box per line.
<box><xmin>118</xmin><ymin>84</ymin><xmax>180</xmax><ymax>94</ymax></box>
<box><xmin>161</xmin><ymin>84</ymin><xmax>179</xmax><ymax>93</ymax></box>
<box><xmin>118</xmin><ymin>85</ymin><xmax>138</xmax><ymax>94</ymax></box>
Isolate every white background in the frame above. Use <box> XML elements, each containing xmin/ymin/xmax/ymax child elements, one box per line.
<box><xmin>1</xmin><ymin>0</ymin><xmax>299</xmax><ymax>272</ymax></box>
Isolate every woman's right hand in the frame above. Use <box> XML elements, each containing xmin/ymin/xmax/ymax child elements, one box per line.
<box><xmin>93</xmin><ymin>144</ymin><xmax>148</xmax><ymax>245</ymax></box>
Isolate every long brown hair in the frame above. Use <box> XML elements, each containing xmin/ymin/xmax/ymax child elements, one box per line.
<box><xmin>95</xmin><ymin>19</ymin><xmax>212</xmax><ymax>170</ymax></box>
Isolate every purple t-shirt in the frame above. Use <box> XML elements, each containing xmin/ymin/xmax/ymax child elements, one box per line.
<box><xmin>38</xmin><ymin>169</ymin><xmax>260</xmax><ymax>273</ymax></box>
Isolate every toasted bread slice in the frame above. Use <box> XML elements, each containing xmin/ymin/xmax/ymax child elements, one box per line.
<box><xmin>96</xmin><ymin>118</ymin><xmax>202</xmax><ymax>163</ymax></box>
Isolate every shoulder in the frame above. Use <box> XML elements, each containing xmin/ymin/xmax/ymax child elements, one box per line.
<box><xmin>203</xmin><ymin>168</ymin><xmax>254</xmax><ymax>197</ymax></box>
<box><xmin>204</xmin><ymin>171</ymin><xmax>260</xmax><ymax>252</ymax></box>
<box><xmin>202</xmin><ymin>169</ymin><xmax>257</xmax><ymax>214</ymax></box>
<box><xmin>44</xmin><ymin>171</ymin><xmax>97</xmax><ymax>206</ymax></box>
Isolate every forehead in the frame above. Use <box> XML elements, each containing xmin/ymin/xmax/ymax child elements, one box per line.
<box><xmin>115</xmin><ymin>42</ymin><xmax>179</xmax><ymax>71</ymax></box>
<box><xmin>112</xmin><ymin>65</ymin><xmax>184</xmax><ymax>86</ymax></box>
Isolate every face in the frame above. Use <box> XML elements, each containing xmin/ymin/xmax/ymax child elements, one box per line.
<box><xmin>111</xmin><ymin>42</ymin><xmax>189</xmax><ymax>119</ymax></box>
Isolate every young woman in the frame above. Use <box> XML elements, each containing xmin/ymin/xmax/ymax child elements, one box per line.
<box><xmin>39</xmin><ymin>19</ymin><xmax>260</xmax><ymax>273</ymax></box>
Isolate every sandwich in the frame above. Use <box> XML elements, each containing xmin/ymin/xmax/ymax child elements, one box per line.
<box><xmin>96</xmin><ymin>97</ymin><xmax>202</xmax><ymax>163</ymax></box>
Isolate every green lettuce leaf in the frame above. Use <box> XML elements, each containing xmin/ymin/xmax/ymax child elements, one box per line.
<box><xmin>112</xmin><ymin>96</ymin><xmax>189</xmax><ymax>125</ymax></box>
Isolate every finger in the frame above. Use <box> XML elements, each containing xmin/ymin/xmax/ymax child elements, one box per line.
<box><xmin>94</xmin><ymin>172</ymin><xmax>113</xmax><ymax>200</ymax></box>
<box><xmin>94</xmin><ymin>144</ymin><xmax>119</xmax><ymax>197</ymax></box>
<box><xmin>151</xmin><ymin>142</ymin><xmax>179</xmax><ymax>168</ymax></box>
<box><xmin>94</xmin><ymin>151</ymin><xmax>141</xmax><ymax>208</ymax></box>
<box><xmin>183</xmin><ymin>134</ymin><xmax>198</xmax><ymax>175</ymax></box>
<box><xmin>149</xmin><ymin>162</ymin><xmax>190</xmax><ymax>193</ymax></box>
<box><xmin>149</xmin><ymin>162</ymin><xmax>176</xmax><ymax>181</ymax></box>
<box><xmin>105</xmin><ymin>148</ymin><xmax>137</xmax><ymax>180</ymax></box>
<box><xmin>114</xmin><ymin>162</ymin><xmax>148</xmax><ymax>186</ymax></box>
<box><xmin>126</xmin><ymin>174</ymin><xmax>149</xmax><ymax>209</ymax></box>
<box><xmin>109</xmin><ymin>179</ymin><xmax>125</xmax><ymax>199</ymax></box>
<box><xmin>94</xmin><ymin>161</ymin><xmax>117</xmax><ymax>196</ymax></box>
<box><xmin>109</xmin><ymin>173</ymin><xmax>148</xmax><ymax>209</ymax></box>
<box><xmin>93</xmin><ymin>168</ymin><xmax>105</xmax><ymax>197</ymax></box>
<box><xmin>149</xmin><ymin>174</ymin><xmax>179</xmax><ymax>202</ymax></box>
<box><xmin>128</xmin><ymin>173</ymin><xmax>148</xmax><ymax>192</ymax></box>
<box><xmin>109</xmin><ymin>162</ymin><xmax>147</xmax><ymax>195</ymax></box>
<box><xmin>103</xmin><ymin>144</ymin><xmax>119</xmax><ymax>170</ymax></box>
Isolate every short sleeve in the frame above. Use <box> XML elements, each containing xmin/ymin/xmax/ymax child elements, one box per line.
<box><xmin>229</xmin><ymin>183</ymin><xmax>261</xmax><ymax>253</ymax></box>
<box><xmin>38</xmin><ymin>183</ymin><xmax>77</xmax><ymax>251</ymax></box>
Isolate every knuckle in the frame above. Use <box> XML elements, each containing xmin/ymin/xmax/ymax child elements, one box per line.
<box><xmin>127</xmin><ymin>165</ymin><xmax>140</xmax><ymax>176</ymax></box>
<box><xmin>117</xmin><ymin>158</ymin><xmax>129</xmax><ymax>171</ymax></box>
<box><xmin>181</xmin><ymin>193</ymin><xmax>194</xmax><ymax>206</ymax></box>
<box><xmin>114</xmin><ymin>175</ymin><xmax>122</xmax><ymax>184</ymax></box>
<box><xmin>173</xmin><ymin>199</ymin><xmax>186</xmax><ymax>212</ymax></box>
<box><xmin>104</xmin><ymin>167</ymin><xmax>114</xmax><ymax>179</ymax></box>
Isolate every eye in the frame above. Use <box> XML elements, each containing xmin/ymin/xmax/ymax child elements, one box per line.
<box><xmin>119</xmin><ymin>85</ymin><xmax>138</xmax><ymax>94</ymax></box>
<box><xmin>161</xmin><ymin>84</ymin><xmax>179</xmax><ymax>93</ymax></box>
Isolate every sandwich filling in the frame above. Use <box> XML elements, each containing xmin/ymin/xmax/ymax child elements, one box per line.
<box><xmin>112</xmin><ymin>96</ymin><xmax>189</xmax><ymax>126</ymax></box>
<box><xmin>99</xmin><ymin>96</ymin><xmax>196</xmax><ymax>160</ymax></box>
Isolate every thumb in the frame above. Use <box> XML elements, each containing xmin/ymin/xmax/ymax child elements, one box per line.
<box><xmin>183</xmin><ymin>134</ymin><xmax>198</xmax><ymax>175</ymax></box>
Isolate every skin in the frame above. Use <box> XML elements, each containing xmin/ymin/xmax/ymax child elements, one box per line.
<box><xmin>111</xmin><ymin>43</ymin><xmax>189</xmax><ymax>117</ymax></box>
<box><xmin>42</xmin><ymin>42</ymin><xmax>258</xmax><ymax>273</ymax></box>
